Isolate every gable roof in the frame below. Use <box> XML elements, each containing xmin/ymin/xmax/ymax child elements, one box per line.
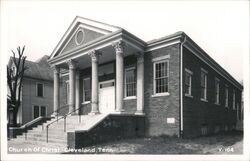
<box><xmin>9</xmin><ymin>55</ymin><xmax>53</xmax><ymax>81</ymax></box>
<box><xmin>49</xmin><ymin>16</ymin><xmax>121</xmax><ymax>59</ymax></box>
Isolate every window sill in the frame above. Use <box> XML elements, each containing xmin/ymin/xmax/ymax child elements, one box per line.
<box><xmin>124</xmin><ymin>96</ymin><xmax>136</xmax><ymax>100</ymax></box>
<box><xmin>152</xmin><ymin>92</ymin><xmax>170</xmax><ymax>97</ymax></box>
<box><xmin>185</xmin><ymin>94</ymin><xmax>193</xmax><ymax>98</ymax></box>
<box><xmin>200</xmin><ymin>98</ymin><xmax>208</xmax><ymax>102</ymax></box>
<box><xmin>81</xmin><ymin>101</ymin><xmax>91</xmax><ymax>105</ymax></box>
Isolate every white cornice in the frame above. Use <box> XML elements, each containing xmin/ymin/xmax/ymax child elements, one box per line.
<box><xmin>48</xmin><ymin>29</ymin><xmax>147</xmax><ymax>66</ymax></box>
<box><xmin>49</xmin><ymin>16</ymin><xmax>121</xmax><ymax>60</ymax></box>
<box><xmin>183</xmin><ymin>38</ymin><xmax>243</xmax><ymax>90</ymax></box>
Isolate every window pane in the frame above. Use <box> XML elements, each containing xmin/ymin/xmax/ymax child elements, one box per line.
<box><xmin>33</xmin><ymin>106</ymin><xmax>39</xmax><ymax>119</ymax></box>
<box><xmin>83</xmin><ymin>78</ymin><xmax>91</xmax><ymax>102</ymax></box>
<box><xmin>125</xmin><ymin>68</ymin><xmax>136</xmax><ymax>97</ymax></box>
<box><xmin>37</xmin><ymin>83</ymin><xmax>43</xmax><ymax>97</ymax></box>
<box><xmin>66</xmin><ymin>82</ymin><xmax>69</xmax><ymax>104</ymax></box>
<box><xmin>84</xmin><ymin>79</ymin><xmax>90</xmax><ymax>90</ymax></box>
<box><xmin>40</xmin><ymin>106</ymin><xmax>46</xmax><ymax>117</ymax></box>
<box><xmin>155</xmin><ymin>61</ymin><xmax>168</xmax><ymax>94</ymax></box>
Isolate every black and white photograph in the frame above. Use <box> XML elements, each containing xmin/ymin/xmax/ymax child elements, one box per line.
<box><xmin>0</xmin><ymin>0</ymin><xmax>249</xmax><ymax>161</ymax></box>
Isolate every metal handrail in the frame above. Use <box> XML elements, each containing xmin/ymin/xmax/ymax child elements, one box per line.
<box><xmin>46</xmin><ymin>105</ymin><xmax>83</xmax><ymax>143</ymax></box>
<box><xmin>42</xmin><ymin>105</ymin><xmax>69</xmax><ymax>130</ymax></box>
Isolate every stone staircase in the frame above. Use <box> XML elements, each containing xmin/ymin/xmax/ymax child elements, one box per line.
<box><xmin>8</xmin><ymin>114</ymin><xmax>109</xmax><ymax>153</ymax></box>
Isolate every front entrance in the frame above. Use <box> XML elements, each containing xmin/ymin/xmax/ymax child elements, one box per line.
<box><xmin>99</xmin><ymin>80</ymin><xmax>115</xmax><ymax>113</ymax></box>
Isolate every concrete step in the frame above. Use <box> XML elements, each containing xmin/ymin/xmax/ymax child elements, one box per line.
<box><xmin>9</xmin><ymin>113</ymin><xmax>109</xmax><ymax>153</ymax></box>
<box><xmin>17</xmin><ymin>135</ymin><xmax>67</xmax><ymax>144</ymax></box>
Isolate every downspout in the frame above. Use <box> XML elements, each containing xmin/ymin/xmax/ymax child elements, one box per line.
<box><xmin>180</xmin><ymin>34</ymin><xmax>187</xmax><ymax>138</ymax></box>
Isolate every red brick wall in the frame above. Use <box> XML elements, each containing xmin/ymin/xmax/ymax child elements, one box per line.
<box><xmin>183</xmin><ymin>47</ymin><xmax>241</xmax><ymax>137</ymax></box>
<box><xmin>144</xmin><ymin>44</ymin><xmax>181</xmax><ymax>136</ymax></box>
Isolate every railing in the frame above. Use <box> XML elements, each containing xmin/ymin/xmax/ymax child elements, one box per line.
<box><xmin>41</xmin><ymin>105</ymin><xmax>69</xmax><ymax>130</ymax></box>
<box><xmin>23</xmin><ymin>105</ymin><xmax>69</xmax><ymax>140</ymax></box>
<box><xmin>46</xmin><ymin>105</ymin><xmax>83</xmax><ymax>143</ymax></box>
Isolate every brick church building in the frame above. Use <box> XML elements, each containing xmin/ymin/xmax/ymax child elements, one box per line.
<box><xmin>11</xmin><ymin>16</ymin><xmax>242</xmax><ymax>148</ymax></box>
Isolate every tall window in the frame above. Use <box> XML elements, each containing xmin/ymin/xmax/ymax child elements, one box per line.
<box><xmin>36</xmin><ymin>83</ymin><xmax>44</xmax><ymax>97</ymax></box>
<box><xmin>233</xmin><ymin>90</ymin><xmax>236</xmax><ymax>110</ymax></box>
<box><xmin>154</xmin><ymin>60</ymin><xmax>169</xmax><ymax>94</ymax></box>
<box><xmin>225</xmin><ymin>85</ymin><xmax>229</xmax><ymax>108</ymax></box>
<box><xmin>65</xmin><ymin>82</ymin><xmax>69</xmax><ymax>104</ymax></box>
<box><xmin>215</xmin><ymin>78</ymin><xmax>220</xmax><ymax>104</ymax></box>
<box><xmin>83</xmin><ymin>78</ymin><xmax>91</xmax><ymax>102</ymax></box>
<box><xmin>200</xmin><ymin>68</ymin><xmax>208</xmax><ymax>100</ymax></box>
<box><xmin>184</xmin><ymin>69</ymin><xmax>193</xmax><ymax>96</ymax></box>
<box><xmin>33</xmin><ymin>105</ymin><xmax>46</xmax><ymax>119</ymax></box>
<box><xmin>125</xmin><ymin>67</ymin><xmax>136</xmax><ymax>97</ymax></box>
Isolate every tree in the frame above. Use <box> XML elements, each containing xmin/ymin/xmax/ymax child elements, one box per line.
<box><xmin>7</xmin><ymin>46</ymin><xmax>28</xmax><ymax>127</ymax></box>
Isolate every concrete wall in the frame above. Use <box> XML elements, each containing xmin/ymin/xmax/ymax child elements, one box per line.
<box><xmin>67</xmin><ymin>115</ymin><xmax>145</xmax><ymax>149</ymax></box>
<box><xmin>144</xmin><ymin>44</ymin><xmax>181</xmax><ymax>137</ymax></box>
<box><xmin>21</xmin><ymin>77</ymin><xmax>53</xmax><ymax>124</ymax></box>
<box><xmin>182</xmin><ymin>46</ymin><xmax>242</xmax><ymax>137</ymax></box>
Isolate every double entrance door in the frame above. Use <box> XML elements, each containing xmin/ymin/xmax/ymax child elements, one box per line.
<box><xmin>98</xmin><ymin>80</ymin><xmax>115</xmax><ymax>113</ymax></box>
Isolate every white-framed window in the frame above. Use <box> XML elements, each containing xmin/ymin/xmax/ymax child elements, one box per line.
<box><xmin>215</xmin><ymin>78</ymin><xmax>220</xmax><ymax>105</ymax></box>
<box><xmin>184</xmin><ymin>68</ymin><xmax>193</xmax><ymax>97</ymax></box>
<box><xmin>125</xmin><ymin>67</ymin><xmax>136</xmax><ymax>98</ymax></box>
<box><xmin>33</xmin><ymin>105</ymin><xmax>46</xmax><ymax>119</ymax></box>
<box><xmin>65</xmin><ymin>81</ymin><xmax>69</xmax><ymax>104</ymax></box>
<box><xmin>153</xmin><ymin>59</ymin><xmax>169</xmax><ymax>95</ymax></box>
<box><xmin>225</xmin><ymin>85</ymin><xmax>229</xmax><ymax>108</ymax></box>
<box><xmin>200</xmin><ymin>68</ymin><xmax>208</xmax><ymax>101</ymax></box>
<box><xmin>83</xmin><ymin>77</ymin><xmax>91</xmax><ymax>103</ymax></box>
<box><xmin>233</xmin><ymin>90</ymin><xmax>236</xmax><ymax>110</ymax></box>
<box><xmin>36</xmin><ymin>83</ymin><xmax>44</xmax><ymax>97</ymax></box>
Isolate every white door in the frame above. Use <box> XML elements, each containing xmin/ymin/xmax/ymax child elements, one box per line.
<box><xmin>99</xmin><ymin>80</ymin><xmax>115</xmax><ymax>113</ymax></box>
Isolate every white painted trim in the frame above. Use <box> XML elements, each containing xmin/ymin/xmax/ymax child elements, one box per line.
<box><xmin>200</xmin><ymin>68</ymin><xmax>208</xmax><ymax>100</ymax></box>
<box><xmin>82</xmin><ymin>77</ymin><xmax>91</xmax><ymax>103</ymax></box>
<box><xmin>152</xmin><ymin>55</ymin><xmax>170</xmax><ymax>62</ymax></box>
<box><xmin>49</xmin><ymin>16</ymin><xmax>121</xmax><ymax>59</ymax></box>
<box><xmin>151</xmin><ymin>92</ymin><xmax>170</xmax><ymax>97</ymax></box>
<box><xmin>185</xmin><ymin>68</ymin><xmax>193</xmax><ymax>75</ymax></box>
<box><xmin>185</xmin><ymin>94</ymin><xmax>193</xmax><ymax>98</ymax></box>
<box><xmin>184</xmin><ymin>68</ymin><xmax>193</xmax><ymax>96</ymax></box>
<box><xmin>146</xmin><ymin>40</ymin><xmax>180</xmax><ymax>52</ymax></box>
<box><xmin>65</xmin><ymin>81</ymin><xmax>69</xmax><ymax>104</ymax></box>
<box><xmin>180</xmin><ymin>43</ymin><xmax>183</xmax><ymax>135</ymax></box>
<box><xmin>99</xmin><ymin>79</ymin><xmax>115</xmax><ymax>85</ymax></box>
<box><xmin>214</xmin><ymin>77</ymin><xmax>220</xmax><ymax>105</ymax></box>
<box><xmin>183</xmin><ymin>42</ymin><xmax>242</xmax><ymax>90</ymax></box>
<box><xmin>153</xmin><ymin>59</ymin><xmax>169</xmax><ymax>95</ymax></box>
<box><xmin>124</xmin><ymin>66</ymin><xmax>136</xmax><ymax>98</ymax></box>
<box><xmin>81</xmin><ymin>101</ymin><xmax>90</xmax><ymax>105</ymax></box>
<box><xmin>75</xmin><ymin>28</ymin><xmax>85</xmax><ymax>45</ymax></box>
<box><xmin>233</xmin><ymin>89</ymin><xmax>236</xmax><ymax>110</ymax></box>
<box><xmin>200</xmin><ymin>98</ymin><xmax>208</xmax><ymax>102</ymax></box>
<box><xmin>225</xmin><ymin>85</ymin><xmax>229</xmax><ymax>108</ymax></box>
<box><xmin>123</xmin><ymin>96</ymin><xmax>136</xmax><ymax>100</ymax></box>
<box><xmin>201</xmin><ymin>67</ymin><xmax>208</xmax><ymax>74</ymax></box>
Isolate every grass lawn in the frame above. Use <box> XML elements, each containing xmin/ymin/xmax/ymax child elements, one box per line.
<box><xmin>65</xmin><ymin>131</ymin><xmax>243</xmax><ymax>154</ymax></box>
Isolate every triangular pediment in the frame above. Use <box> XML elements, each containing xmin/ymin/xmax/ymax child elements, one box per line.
<box><xmin>50</xmin><ymin>16</ymin><xmax>121</xmax><ymax>58</ymax></box>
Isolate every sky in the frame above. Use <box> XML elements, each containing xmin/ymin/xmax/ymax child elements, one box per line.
<box><xmin>1</xmin><ymin>0</ymin><xmax>249</xmax><ymax>82</ymax></box>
